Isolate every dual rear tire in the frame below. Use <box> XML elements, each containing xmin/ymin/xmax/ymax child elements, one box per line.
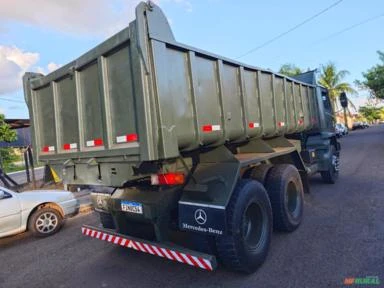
<box><xmin>216</xmin><ymin>164</ymin><xmax>304</xmax><ymax>273</ymax></box>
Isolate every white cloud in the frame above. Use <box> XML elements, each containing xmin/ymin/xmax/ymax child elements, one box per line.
<box><xmin>36</xmin><ymin>62</ymin><xmax>62</xmax><ymax>75</ymax></box>
<box><xmin>0</xmin><ymin>0</ymin><xmax>190</xmax><ymax>37</ymax></box>
<box><xmin>0</xmin><ymin>46</ymin><xmax>39</xmax><ymax>95</ymax></box>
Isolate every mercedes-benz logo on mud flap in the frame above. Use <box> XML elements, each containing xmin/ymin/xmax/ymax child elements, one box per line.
<box><xmin>97</xmin><ymin>196</ymin><xmax>104</xmax><ymax>208</ymax></box>
<box><xmin>194</xmin><ymin>209</ymin><xmax>207</xmax><ymax>225</ymax></box>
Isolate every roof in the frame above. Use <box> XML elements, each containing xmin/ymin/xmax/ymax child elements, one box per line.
<box><xmin>0</xmin><ymin>127</ymin><xmax>31</xmax><ymax>148</ymax></box>
<box><xmin>4</xmin><ymin>119</ymin><xmax>30</xmax><ymax>129</ymax></box>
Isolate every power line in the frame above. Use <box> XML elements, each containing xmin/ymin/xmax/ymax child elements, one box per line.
<box><xmin>269</xmin><ymin>11</ymin><xmax>384</xmax><ymax>66</ymax></box>
<box><xmin>236</xmin><ymin>0</ymin><xmax>345</xmax><ymax>59</ymax></box>
<box><xmin>0</xmin><ymin>97</ymin><xmax>25</xmax><ymax>103</ymax></box>
<box><xmin>313</xmin><ymin>12</ymin><xmax>384</xmax><ymax>44</ymax></box>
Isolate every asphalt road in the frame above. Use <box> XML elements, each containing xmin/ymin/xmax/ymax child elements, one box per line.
<box><xmin>1</xmin><ymin>126</ymin><xmax>383</xmax><ymax>288</ymax></box>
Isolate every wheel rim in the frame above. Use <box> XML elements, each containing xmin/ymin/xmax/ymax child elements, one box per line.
<box><xmin>332</xmin><ymin>154</ymin><xmax>340</xmax><ymax>173</ymax></box>
<box><xmin>242</xmin><ymin>203</ymin><xmax>267</xmax><ymax>250</ymax></box>
<box><xmin>286</xmin><ymin>181</ymin><xmax>300</xmax><ymax>219</ymax></box>
<box><xmin>36</xmin><ymin>212</ymin><xmax>58</xmax><ymax>234</ymax></box>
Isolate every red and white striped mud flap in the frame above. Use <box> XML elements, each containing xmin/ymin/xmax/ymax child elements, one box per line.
<box><xmin>81</xmin><ymin>225</ymin><xmax>217</xmax><ymax>271</ymax></box>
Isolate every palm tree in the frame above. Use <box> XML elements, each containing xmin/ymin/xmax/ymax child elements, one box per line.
<box><xmin>318</xmin><ymin>62</ymin><xmax>357</xmax><ymax>113</ymax></box>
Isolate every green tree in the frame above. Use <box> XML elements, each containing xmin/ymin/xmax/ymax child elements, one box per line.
<box><xmin>0</xmin><ymin>114</ymin><xmax>17</xmax><ymax>171</ymax></box>
<box><xmin>0</xmin><ymin>114</ymin><xmax>17</xmax><ymax>142</ymax></box>
<box><xmin>279</xmin><ymin>64</ymin><xmax>303</xmax><ymax>77</ymax></box>
<box><xmin>318</xmin><ymin>62</ymin><xmax>357</xmax><ymax>112</ymax></box>
<box><xmin>357</xmin><ymin>51</ymin><xmax>384</xmax><ymax>99</ymax></box>
<box><xmin>358</xmin><ymin>106</ymin><xmax>383</xmax><ymax>122</ymax></box>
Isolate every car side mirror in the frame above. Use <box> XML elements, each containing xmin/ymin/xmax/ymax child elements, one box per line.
<box><xmin>0</xmin><ymin>190</ymin><xmax>4</xmax><ymax>199</ymax></box>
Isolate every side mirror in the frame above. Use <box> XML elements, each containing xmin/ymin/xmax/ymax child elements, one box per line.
<box><xmin>0</xmin><ymin>190</ymin><xmax>4</xmax><ymax>199</ymax></box>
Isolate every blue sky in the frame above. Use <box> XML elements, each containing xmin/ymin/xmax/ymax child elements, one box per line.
<box><xmin>0</xmin><ymin>0</ymin><xmax>383</xmax><ymax>118</ymax></box>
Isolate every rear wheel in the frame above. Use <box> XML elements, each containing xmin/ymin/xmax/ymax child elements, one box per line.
<box><xmin>320</xmin><ymin>146</ymin><xmax>339</xmax><ymax>184</ymax></box>
<box><xmin>265</xmin><ymin>164</ymin><xmax>304</xmax><ymax>232</ymax></box>
<box><xmin>243</xmin><ymin>164</ymin><xmax>273</xmax><ymax>186</ymax></box>
<box><xmin>215</xmin><ymin>179</ymin><xmax>272</xmax><ymax>273</ymax></box>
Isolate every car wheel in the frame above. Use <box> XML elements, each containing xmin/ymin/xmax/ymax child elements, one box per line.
<box><xmin>28</xmin><ymin>207</ymin><xmax>63</xmax><ymax>237</ymax></box>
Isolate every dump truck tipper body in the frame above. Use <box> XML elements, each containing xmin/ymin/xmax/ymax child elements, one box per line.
<box><xmin>24</xmin><ymin>2</ymin><xmax>340</xmax><ymax>273</ymax></box>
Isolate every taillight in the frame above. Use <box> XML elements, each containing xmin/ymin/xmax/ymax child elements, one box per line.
<box><xmin>151</xmin><ymin>173</ymin><xmax>185</xmax><ymax>185</ymax></box>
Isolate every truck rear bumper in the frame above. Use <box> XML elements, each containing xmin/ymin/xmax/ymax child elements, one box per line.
<box><xmin>81</xmin><ymin>225</ymin><xmax>217</xmax><ymax>271</ymax></box>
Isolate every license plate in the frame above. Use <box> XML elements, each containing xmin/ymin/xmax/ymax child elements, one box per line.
<box><xmin>121</xmin><ymin>200</ymin><xmax>143</xmax><ymax>214</ymax></box>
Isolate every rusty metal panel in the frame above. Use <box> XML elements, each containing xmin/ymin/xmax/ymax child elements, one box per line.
<box><xmin>193</xmin><ymin>55</ymin><xmax>223</xmax><ymax>146</ymax></box>
<box><xmin>220</xmin><ymin>62</ymin><xmax>244</xmax><ymax>141</ymax></box>
<box><xmin>285</xmin><ymin>80</ymin><xmax>297</xmax><ymax>133</ymax></box>
<box><xmin>33</xmin><ymin>85</ymin><xmax>57</xmax><ymax>153</ymax></box>
<box><xmin>104</xmin><ymin>44</ymin><xmax>138</xmax><ymax>149</ymax></box>
<box><xmin>274</xmin><ymin>76</ymin><xmax>286</xmax><ymax>134</ymax></box>
<box><xmin>242</xmin><ymin>69</ymin><xmax>262</xmax><ymax>138</ymax></box>
<box><xmin>55</xmin><ymin>76</ymin><xmax>79</xmax><ymax>153</ymax></box>
<box><xmin>259</xmin><ymin>72</ymin><xmax>275</xmax><ymax>137</ymax></box>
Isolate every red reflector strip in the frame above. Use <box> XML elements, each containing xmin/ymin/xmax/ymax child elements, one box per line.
<box><xmin>151</xmin><ymin>173</ymin><xmax>185</xmax><ymax>185</ymax></box>
<box><xmin>63</xmin><ymin>143</ymin><xmax>77</xmax><ymax>150</ymax></box>
<box><xmin>86</xmin><ymin>138</ymin><xmax>103</xmax><ymax>147</ymax></box>
<box><xmin>116</xmin><ymin>134</ymin><xmax>138</xmax><ymax>143</ymax></box>
<box><xmin>278</xmin><ymin>122</ymin><xmax>285</xmax><ymax>127</ymax></box>
<box><xmin>42</xmin><ymin>146</ymin><xmax>55</xmax><ymax>152</ymax></box>
<box><xmin>298</xmin><ymin>119</ymin><xmax>304</xmax><ymax>125</ymax></box>
<box><xmin>248</xmin><ymin>122</ymin><xmax>260</xmax><ymax>129</ymax></box>
<box><xmin>81</xmin><ymin>226</ymin><xmax>214</xmax><ymax>271</ymax></box>
<box><xmin>202</xmin><ymin>125</ymin><xmax>221</xmax><ymax>132</ymax></box>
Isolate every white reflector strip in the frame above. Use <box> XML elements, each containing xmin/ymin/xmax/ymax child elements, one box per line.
<box><xmin>42</xmin><ymin>146</ymin><xmax>55</xmax><ymax>152</ymax></box>
<box><xmin>116</xmin><ymin>135</ymin><xmax>127</xmax><ymax>143</ymax></box>
<box><xmin>170</xmin><ymin>250</ymin><xmax>183</xmax><ymax>262</ymax></box>
<box><xmin>212</xmin><ymin>125</ymin><xmax>221</xmax><ymax>131</ymax></box>
<box><xmin>143</xmin><ymin>244</ymin><xmax>155</xmax><ymax>255</ymax></box>
<box><xmin>81</xmin><ymin>226</ymin><xmax>214</xmax><ymax>271</ymax></box>
<box><xmin>152</xmin><ymin>246</ymin><xmax>164</xmax><ymax>257</ymax></box>
<box><xmin>180</xmin><ymin>253</ymin><xmax>194</xmax><ymax>266</ymax></box>
<box><xmin>161</xmin><ymin>248</ymin><xmax>174</xmax><ymax>260</ymax></box>
<box><xmin>192</xmin><ymin>256</ymin><xmax>205</xmax><ymax>269</ymax></box>
<box><xmin>136</xmin><ymin>242</ymin><xmax>146</xmax><ymax>253</ymax></box>
<box><xmin>203</xmin><ymin>258</ymin><xmax>213</xmax><ymax>270</ymax></box>
<box><xmin>70</xmin><ymin>143</ymin><xmax>77</xmax><ymax>149</ymax></box>
<box><xmin>249</xmin><ymin>122</ymin><xmax>260</xmax><ymax>129</ymax></box>
<box><xmin>86</xmin><ymin>140</ymin><xmax>95</xmax><ymax>147</ymax></box>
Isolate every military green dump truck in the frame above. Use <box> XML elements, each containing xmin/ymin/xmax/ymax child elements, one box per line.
<box><xmin>24</xmin><ymin>2</ymin><xmax>340</xmax><ymax>273</ymax></box>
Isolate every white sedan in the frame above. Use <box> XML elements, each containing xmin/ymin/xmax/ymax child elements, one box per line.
<box><xmin>0</xmin><ymin>187</ymin><xmax>79</xmax><ymax>238</ymax></box>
